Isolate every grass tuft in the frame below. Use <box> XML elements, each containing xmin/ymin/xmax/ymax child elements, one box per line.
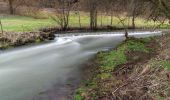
<box><xmin>126</xmin><ymin>39</ymin><xmax>149</xmax><ymax>53</ymax></box>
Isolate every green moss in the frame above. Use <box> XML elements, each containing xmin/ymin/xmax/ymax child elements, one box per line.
<box><xmin>74</xmin><ymin>88</ymin><xmax>86</xmax><ymax>100</ymax></box>
<box><xmin>74</xmin><ymin>94</ymin><xmax>84</xmax><ymax>100</ymax></box>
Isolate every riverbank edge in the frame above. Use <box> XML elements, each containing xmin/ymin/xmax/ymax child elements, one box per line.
<box><xmin>0</xmin><ymin>27</ymin><xmax>148</xmax><ymax>50</ymax></box>
<box><xmin>0</xmin><ymin>25</ymin><xmax>168</xmax><ymax>50</ymax></box>
<box><xmin>0</xmin><ymin>31</ymin><xmax>55</xmax><ymax>50</ymax></box>
<box><xmin>74</xmin><ymin>33</ymin><xmax>170</xmax><ymax>100</ymax></box>
<box><xmin>41</xmin><ymin>26</ymin><xmax>167</xmax><ymax>34</ymax></box>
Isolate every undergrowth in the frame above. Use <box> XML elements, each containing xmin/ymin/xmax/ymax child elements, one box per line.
<box><xmin>74</xmin><ymin>37</ymin><xmax>151</xmax><ymax>100</ymax></box>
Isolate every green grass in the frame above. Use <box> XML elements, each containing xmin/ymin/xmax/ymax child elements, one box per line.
<box><xmin>161</xmin><ymin>61</ymin><xmax>170</xmax><ymax>69</ymax></box>
<box><xmin>99</xmin><ymin>45</ymin><xmax>127</xmax><ymax>72</ymax></box>
<box><xmin>1</xmin><ymin>12</ymin><xmax>170</xmax><ymax>32</ymax></box>
<box><xmin>0</xmin><ymin>15</ymin><xmax>57</xmax><ymax>32</ymax></box>
<box><xmin>127</xmin><ymin>39</ymin><xmax>149</xmax><ymax>53</ymax></box>
<box><xmin>69</xmin><ymin>12</ymin><xmax>170</xmax><ymax>28</ymax></box>
<box><xmin>98</xmin><ymin>38</ymin><xmax>149</xmax><ymax>72</ymax></box>
<box><xmin>74</xmin><ymin>38</ymin><xmax>151</xmax><ymax>100</ymax></box>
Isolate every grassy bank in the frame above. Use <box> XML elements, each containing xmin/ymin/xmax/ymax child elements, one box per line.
<box><xmin>0</xmin><ymin>13</ymin><xmax>170</xmax><ymax>32</ymax></box>
<box><xmin>75</xmin><ymin>34</ymin><xmax>170</xmax><ymax>100</ymax></box>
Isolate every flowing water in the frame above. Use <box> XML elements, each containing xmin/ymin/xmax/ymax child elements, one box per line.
<box><xmin>0</xmin><ymin>31</ymin><xmax>162</xmax><ymax>100</ymax></box>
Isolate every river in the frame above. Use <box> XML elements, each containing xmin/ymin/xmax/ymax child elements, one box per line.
<box><xmin>0</xmin><ymin>31</ymin><xmax>161</xmax><ymax>100</ymax></box>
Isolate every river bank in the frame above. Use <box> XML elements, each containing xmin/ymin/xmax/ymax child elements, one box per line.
<box><xmin>0</xmin><ymin>28</ymin><xmax>162</xmax><ymax>50</ymax></box>
<box><xmin>0</xmin><ymin>30</ymin><xmax>166</xmax><ymax>100</ymax></box>
<box><xmin>75</xmin><ymin>33</ymin><xmax>170</xmax><ymax>100</ymax></box>
<box><xmin>0</xmin><ymin>31</ymin><xmax>55</xmax><ymax>50</ymax></box>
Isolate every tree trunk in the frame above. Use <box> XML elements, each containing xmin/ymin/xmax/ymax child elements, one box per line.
<box><xmin>111</xmin><ymin>12</ymin><xmax>113</xmax><ymax>26</ymax></box>
<box><xmin>90</xmin><ymin>9</ymin><xmax>93</xmax><ymax>30</ymax></box>
<box><xmin>8</xmin><ymin>0</ymin><xmax>14</xmax><ymax>14</ymax></box>
<box><xmin>78</xmin><ymin>12</ymin><xmax>81</xmax><ymax>28</ymax></box>
<box><xmin>0</xmin><ymin>20</ymin><xmax>3</xmax><ymax>34</ymax></box>
<box><xmin>94</xmin><ymin>10</ymin><xmax>97</xmax><ymax>29</ymax></box>
<box><xmin>100</xmin><ymin>13</ymin><xmax>103</xmax><ymax>27</ymax></box>
<box><xmin>132</xmin><ymin>15</ymin><xmax>135</xmax><ymax>29</ymax></box>
<box><xmin>89</xmin><ymin>3</ymin><xmax>97</xmax><ymax>30</ymax></box>
<box><xmin>90</xmin><ymin>9</ymin><xmax>97</xmax><ymax>30</ymax></box>
<box><xmin>131</xmin><ymin>5</ymin><xmax>136</xmax><ymax>29</ymax></box>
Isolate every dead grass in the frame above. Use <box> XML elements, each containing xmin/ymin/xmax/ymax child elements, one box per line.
<box><xmin>111</xmin><ymin>34</ymin><xmax>170</xmax><ymax>100</ymax></box>
<box><xmin>0</xmin><ymin>31</ymin><xmax>54</xmax><ymax>49</ymax></box>
<box><xmin>75</xmin><ymin>33</ymin><xmax>170</xmax><ymax>100</ymax></box>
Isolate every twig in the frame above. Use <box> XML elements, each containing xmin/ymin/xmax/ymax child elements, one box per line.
<box><xmin>112</xmin><ymin>74</ymin><xmax>147</xmax><ymax>95</ymax></box>
<box><xmin>153</xmin><ymin>18</ymin><xmax>166</xmax><ymax>31</ymax></box>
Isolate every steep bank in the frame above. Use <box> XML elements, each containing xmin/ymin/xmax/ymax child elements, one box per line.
<box><xmin>0</xmin><ymin>31</ymin><xmax>55</xmax><ymax>49</ymax></box>
<box><xmin>75</xmin><ymin>33</ymin><xmax>170</xmax><ymax>100</ymax></box>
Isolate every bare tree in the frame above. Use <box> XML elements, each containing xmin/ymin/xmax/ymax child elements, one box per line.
<box><xmin>52</xmin><ymin>0</ymin><xmax>77</xmax><ymax>31</ymax></box>
<box><xmin>148</xmin><ymin>0</ymin><xmax>170</xmax><ymax>20</ymax></box>
<box><xmin>113</xmin><ymin>0</ymin><xmax>129</xmax><ymax>39</ymax></box>
<box><xmin>5</xmin><ymin>0</ymin><xmax>42</xmax><ymax>14</ymax></box>
<box><xmin>78</xmin><ymin>11</ymin><xmax>81</xmax><ymax>28</ymax></box>
<box><xmin>145</xmin><ymin>0</ymin><xmax>170</xmax><ymax>26</ymax></box>
<box><xmin>89</xmin><ymin>0</ymin><xmax>98</xmax><ymax>30</ymax></box>
<box><xmin>7</xmin><ymin>0</ymin><xmax>14</xmax><ymax>14</ymax></box>
<box><xmin>73</xmin><ymin>1</ymin><xmax>82</xmax><ymax>28</ymax></box>
<box><xmin>82</xmin><ymin>0</ymin><xmax>98</xmax><ymax>30</ymax></box>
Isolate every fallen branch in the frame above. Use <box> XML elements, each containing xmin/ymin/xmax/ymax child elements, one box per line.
<box><xmin>112</xmin><ymin>74</ymin><xmax>145</xmax><ymax>95</ymax></box>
